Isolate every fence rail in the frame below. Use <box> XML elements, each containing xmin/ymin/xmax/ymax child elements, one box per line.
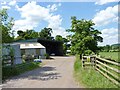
<box><xmin>2</xmin><ymin>55</ymin><xmax>13</xmax><ymax>67</ymax></box>
<box><xmin>82</xmin><ymin>55</ymin><xmax>120</xmax><ymax>87</ymax></box>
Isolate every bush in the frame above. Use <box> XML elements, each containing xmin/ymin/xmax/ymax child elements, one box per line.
<box><xmin>44</xmin><ymin>53</ymin><xmax>50</xmax><ymax>59</ymax></box>
<box><xmin>22</xmin><ymin>54</ymin><xmax>34</xmax><ymax>62</ymax></box>
<box><xmin>2</xmin><ymin>66</ymin><xmax>19</xmax><ymax>80</ymax></box>
<box><xmin>84</xmin><ymin>50</ymin><xmax>94</xmax><ymax>55</ymax></box>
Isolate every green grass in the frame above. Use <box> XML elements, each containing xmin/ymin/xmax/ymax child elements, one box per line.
<box><xmin>74</xmin><ymin>55</ymin><xmax>118</xmax><ymax>88</ymax></box>
<box><xmin>99</xmin><ymin>52</ymin><xmax>119</xmax><ymax>62</ymax></box>
<box><xmin>2</xmin><ymin>62</ymin><xmax>41</xmax><ymax>80</ymax></box>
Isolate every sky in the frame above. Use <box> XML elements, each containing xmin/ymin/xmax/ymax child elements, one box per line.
<box><xmin>0</xmin><ymin>0</ymin><xmax>119</xmax><ymax>46</ymax></box>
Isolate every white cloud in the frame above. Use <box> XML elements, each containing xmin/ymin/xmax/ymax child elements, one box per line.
<box><xmin>1</xmin><ymin>0</ymin><xmax>17</xmax><ymax>10</ymax></box>
<box><xmin>13</xmin><ymin>19</ymin><xmax>37</xmax><ymax>31</ymax></box>
<box><xmin>13</xmin><ymin>1</ymin><xmax>50</xmax><ymax>31</ymax></box>
<box><xmin>92</xmin><ymin>5</ymin><xmax>118</xmax><ymax>26</ymax></box>
<box><xmin>52</xmin><ymin>27</ymin><xmax>69</xmax><ymax>37</ymax></box>
<box><xmin>47</xmin><ymin>15</ymin><xmax>62</xmax><ymax>29</ymax></box>
<box><xmin>13</xmin><ymin>1</ymin><xmax>68</xmax><ymax>37</ymax></box>
<box><xmin>1</xmin><ymin>6</ymin><xmax>11</xmax><ymax>9</ymax></box>
<box><xmin>95</xmin><ymin>0</ymin><xmax>119</xmax><ymax>5</ymax></box>
<box><xmin>1</xmin><ymin>1</ymin><xmax>6</xmax><ymax>5</ymax></box>
<box><xmin>47</xmin><ymin>3</ymin><xmax>61</xmax><ymax>12</ymax></box>
<box><xmin>8</xmin><ymin>0</ymin><xmax>16</xmax><ymax>6</ymax></box>
<box><xmin>50</xmin><ymin>4</ymin><xmax>57</xmax><ymax>12</ymax></box>
<box><xmin>58</xmin><ymin>3</ymin><xmax>61</xmax><ymax>7</ymax></box>
<box><xmin>98</xmin><ymin>28</ymin><xmax>118</xmax><ymax>46</ymax></box>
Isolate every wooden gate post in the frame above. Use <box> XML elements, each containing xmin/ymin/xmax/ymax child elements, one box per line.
<box><xmin>82</xmin><ymin>54</ymin><xmax>84</xmax><ymax>67</ymax></box>
<box><xmin>94</xmin><ymin>55</ymin><xmax>96</xmax><ymax>68</ymax></box>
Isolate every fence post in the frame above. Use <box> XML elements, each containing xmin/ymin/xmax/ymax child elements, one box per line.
<box><xmin>105</xmin><ymin>61</ymin><xmax>108</xmax><ymax>75</ymax></box>
<box><xmin>92</xmin><ymin>55</ymin><xmax>95</xmax><ymax>68</ymax></box>
<box><xmin>82</xmin><ymin>54</ymin><xmax>84</xmax><ymax>68</ymax></box>
<box><xmin>95</xmin><ymin>55</ymin><xmax>97</xmax><ymax>69</ymax></box>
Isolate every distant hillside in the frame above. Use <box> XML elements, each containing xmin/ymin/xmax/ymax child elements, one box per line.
<box><xmin>111</xmin><ymin>43</ymin><xmax>120</xmax><ymax>47</ymax></box>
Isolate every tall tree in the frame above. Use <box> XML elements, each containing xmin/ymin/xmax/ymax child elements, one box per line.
<box><xmin>67</xmin><ymin>16</ymin><xmax>103</xmax><ymax>58</ymax></box>
<box><xmin>16</xmin><ymin>29</ymin><xmax>39</xmax><ymax>40</ymax></box>
<box><xmin>39</xmin><ymin>27</ymin><xmax>54</xmax><ymax>40</ymax></box>
<box><xmin>55</xmin><ymin>35</ymin><xmax>69</xmax><ymax>55</ymax></box>
<box><xmin>55</xmin><ymin>35</ymin><xmax>63</xmax><ymax>42</ymax></box>
<box><xmin>15</xmin><ymin>30</ymin><xmax>25</xmax><ymax>40</ymax></box>
<box><xmin>0</xmin><ymin>9</ymin><xmax>14</xmax><ymax>43</ymax></box>
<box><xmin>24</xmin><ymin>30</ymin><xmax>38</xmax><ymax>39</ymax></box>
<box><xmin>17</xmin><ymin>30</ymin><xmax>24</xmax><ymax>37</ymax></box>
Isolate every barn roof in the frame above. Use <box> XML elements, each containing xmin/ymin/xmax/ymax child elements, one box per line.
<box><xmin>12</xmin><ymin>42</ymin><xmax>45</xmax><ymax>49</ymax></box>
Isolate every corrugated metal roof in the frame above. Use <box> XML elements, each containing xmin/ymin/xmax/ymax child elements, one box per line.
<box><xmin>12</xmin><ymin>42</ymin><xmax>45</xmax><ymax>49</ymax></box>
<box><xmin>20</xmin><ymin>43</ymin><xmax>45</xmax><ymax>49</ymax></box>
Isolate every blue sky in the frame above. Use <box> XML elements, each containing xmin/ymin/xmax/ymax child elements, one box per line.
<box><xmin>0</xmin><ymin>0</ymin><xmax>119</xmax><ymax>46</ymax></box>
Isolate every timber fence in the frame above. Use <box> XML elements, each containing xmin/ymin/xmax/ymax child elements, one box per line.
<box><xmin>82</xmin><ymin>55</ymin><xmax>120</xmax><ymax>87</ymax></box>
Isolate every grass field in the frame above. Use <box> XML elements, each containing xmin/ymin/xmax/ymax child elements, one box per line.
<box><xmin>74</xmin><ymin>55</ymin><xmax>118</xmax><ymax>88</ymax></box>
<box><xmin>99</xmin><ymin>52</ymin><xmax>119</xmax><ymax>62</ymax></box>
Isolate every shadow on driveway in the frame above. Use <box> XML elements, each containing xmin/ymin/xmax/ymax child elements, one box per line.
<box><xmin>4</xmin><ymin>66</ymin><xmax>61</xmax><ymax>83</ymax></box>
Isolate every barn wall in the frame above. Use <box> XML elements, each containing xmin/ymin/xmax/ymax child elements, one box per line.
<box><xmin>2</xmin><ymin>44</ymin><xmax>22</xmax><ymax>65</ymax></box>
<box><xmin>21</xmin><ymin>48</ymin><xmax>46</xmax><ymax>59</ymax></box>
<box><xmin>11</xmin><ymin>44</ymin><xmax>22</xmax><ymax>64</ymax></box>
<box><xmin>40</xmin><ymin>48</ymin><xmax>46</xmax><ymax>59</ymax></box>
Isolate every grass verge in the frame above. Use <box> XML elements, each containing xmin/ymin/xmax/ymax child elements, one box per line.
<box><xmin>2</xmin><ymin>62</ymin><xmax>41</xmax><ymax>81</ymax></box>
<box><xmin>74</xmin><ymin>55</ymin><xmax>118</xmax><ymax>88</ymax></box>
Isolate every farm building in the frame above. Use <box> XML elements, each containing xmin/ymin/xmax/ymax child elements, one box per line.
<box><xmin>37</xmin><ymin>38</ymin><xmax>64</xmax><ymax>56</ymax></box>
<box><xmin>14</xmin><ymin>38</ymin><xmax>64</xmax><ymax>56</ymax></box>
<box><xmin>11</xmin><ymin>42</ymin><xmax>46</xmax><ymax>59</ymax></box>
<box><xmin>2</xmin><ymin>41</ymin><xmax>46</xmax><ymax>66</ymax></box>
<box><xmin>19</xmin><ymin>42</ymin><xmax>46</xmax><ymax>59</ymax></box>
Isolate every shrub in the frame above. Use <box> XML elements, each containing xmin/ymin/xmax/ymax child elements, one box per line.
<box><xmin>84</xmin><ymin>50</ymin><xmax>94</xmax><ymax>55</ymax></box>
<box><xmin>44</xmin><ymin>53</ymin><xmax>50</xmax><ymax>59</ymax></box>
<box><xmin>22</xmin><ymin>54</ymin><xmax>34</xmax><ymax>62</ymax></box>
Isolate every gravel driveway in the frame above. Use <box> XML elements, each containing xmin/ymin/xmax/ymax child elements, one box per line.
<box><xmin>2</xmin><ymin>56</ymin><xmax>81</xmax><ymax>88</ymax></box>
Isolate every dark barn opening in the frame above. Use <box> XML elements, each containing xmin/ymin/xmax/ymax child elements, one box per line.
<box><xmin>37</xmin><ymin>38</ymin><xmax>64</xmax><ymax>56</ymax></box>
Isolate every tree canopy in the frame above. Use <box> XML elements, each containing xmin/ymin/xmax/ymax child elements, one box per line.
<box><xmin>55</xmin><ymin>35</ymin><xmax>68</xmax><ymax>43</ymax></box>
<box><xmin>16</xmin><ymin>30</ymin><xmax>39</xmax><ymax>40</ymax></box>
<box><xmin>55</xmin><ymin>35</ymin><xmax>63</xmax><ymax>42</ymax></box>
<box><xmin>16</xmin><ymin>27</ymin><xmax>54</xmax><ymax>41</ymax></box>
<box><xmin>55</xmin><ymin>35</ymin><xmax>69</xmax><ymax>55</ymax></box>
<box><xmin>0</xmin><ymin>9</ymin><xmax>14</xmax><ymax>43</ymax></box>
<box><xmin>39</xmin><ymin>27</ymin><xmax>54</xmax><ymax>40</ymax></box>
<box><xmin>67</xmin><ymin>16</ymin><xmax>103</xmax><ymax>57</ymax></box>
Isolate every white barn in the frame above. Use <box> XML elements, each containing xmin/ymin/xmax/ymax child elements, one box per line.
<box><xmin>2</xmin><ymin>39</ymin><xmax>46</xmax><ymax>65</ymax></box>
<box><xmin>19</xmin><ymin>42</ymin><xmax>46</xmax><ymax>59</ymax></box>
